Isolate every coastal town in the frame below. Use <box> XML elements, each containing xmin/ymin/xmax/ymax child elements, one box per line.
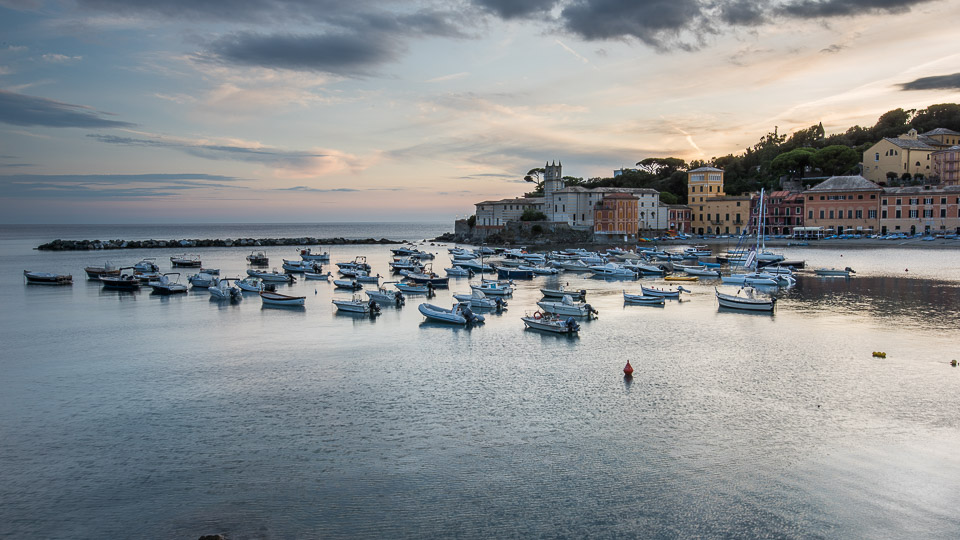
<box><xmin>461</xmin><ymin>127</ymin><xmax>960</xmax><ymax>243</ymax></box>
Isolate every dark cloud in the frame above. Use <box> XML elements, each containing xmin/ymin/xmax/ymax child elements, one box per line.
<box><xmin>778</xmin><ymin>0</ymin><xmax>934</xmax><ymax>19</ymax></box>
<box><xmin>720</xmin><ymin>0</ymin><xmax>769</xmax><ymax>25</ymax></box>
<box><xmin>88</xmin><ymin>134</ymin><xmax>324</xmax><ymax>167</ymax></box>
<box><xmin>559</xmin><ymin>0</ymin><xmax>706</xmax><ymax>47</ymax></box>
<box><xmin>471</xmin><ymin>0</ymin><xmax>559</xmax><ymax>19</ymax></box>
<box><xmin>0</xmin><ymin>173</ymin><xmax>244</xmax><ymax>199</ymax></box>
<box><xmin>0</xmin><ymin>90</ymin><xmax>135</xmax><ymax>128</ymax></box>
<box><xmin>899</xmin><ymin>73</ymin><xmax>960</xmax><ymax>91</ymax></box>
<box><xmin>820</xmin><ymin>43</ymin><xmax>845</xmax><ymax>54</ymax></box>
<box><xmin>203</xmin><ymin>31</ymin><xmax>399</xmax><ymax>75</ymax></box>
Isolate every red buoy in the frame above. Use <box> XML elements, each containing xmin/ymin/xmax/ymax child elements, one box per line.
<box><xmin>623</xmin><ymin>360</ymin><xmax>634</xmax><ymax>378</ymax></box>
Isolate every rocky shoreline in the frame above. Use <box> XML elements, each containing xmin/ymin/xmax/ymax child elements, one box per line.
<box><xmin>36</xmin><ymin>236</ymin><xmax>404</xmax><ymax>251</ymax></box>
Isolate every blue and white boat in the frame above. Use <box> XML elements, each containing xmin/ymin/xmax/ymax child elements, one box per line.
<box><xmin>418</xmin><ymin>302</ymin><xmax>485</xmax><ymax>325</ymax></box>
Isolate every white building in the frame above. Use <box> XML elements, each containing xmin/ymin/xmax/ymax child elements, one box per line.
<box><xmin>542</xmin><ymin>162</ymin><xmax>661</xmax><ymax>230</ymax></box>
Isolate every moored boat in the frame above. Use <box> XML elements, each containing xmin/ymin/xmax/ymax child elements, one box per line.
<box><xmin>417</xmin><ymin>302</ymin><xmax>485</xmax><ymax>325</ymax></box>
<box><xmin>366</xmin><ymin>284</ymin><xmax>405</xmax><ymax>306</ymax></box>
<box><xmin>84</xmin><ymin>262</ymin><xmax>118</xmax><ymax>280</ymax></box>
<box><xmin>299</xmin><ymin>248</ymin><xmax>329</xmax><ymax>261</ymax></box>
<box><xmin>208</xmin><ymin>278</ymin><xmax>242</xmax><ymax>300</ymax></box>
<box><xmin>236</xmin><ymin>276</ymin><xmax>264</xmax><ymax>292</ymax></box>
<box><xmin>333</xmin><ymin>295</ymin><xmax>381</xmax><ymax>315</ymax></box>
<box><xmin>814</xmin><ymin>267</ymin><xmax>855</xmax><ymax>277</ymax></box>
<box><xmin>622</xmin><ymin>291</ymin><xmax>666</xmax><ymax>305</ymax></box>
<box><xmin>540</xmin><ymin>285</ymin><xmax>586</xmax><ymax>301</ymax></box>
<box><xmin>23</xmin><ymin>270</ymin><xmax>73</xmax><ymax>285</ymax></box>
<box><xmin>246</xmin><ymin>268</ymin><xmax>295</xmax><ymax>282</ymax></box>
<box><xmin>170</xmin><ymin>254</ymin><xmax>202</xmax><ymax>267</ymax></box>
<box><xmin>259</xmin><ymin>290</ymin><xmax>306</xmax><ymax>307</ymax></box>
<box><xmin>536</xmin><ymin>295</ymin><xmax>597</xmax><ymax>318</ymax></box>
<box><xmin>521</xmin><ymin>312</ymin><xmax>580</xmax><ymax>334</ymax></box>
<box><xmin>333</xmin><ymin>278</ymin><xmax>362</xmax><ymax>290</ymax></box>
<box><xmin>715</xmin><ymin>287</ymin><xmax>775</xmax><ymax>312</ymax></box>
<box><xmin>147</xmin><ymin>272</ymin><xmax>188</xmax><ymax>294</ymax></box>
<box><xmin>640</xmin><ymin>285</ymin><xmax>688</xmax><ymax>298</ymax></box>
<box><xmin>100</xmin><ymin>267</ymin><xmax>141</xmax><ymax>290</ymax></box>
<box><xmin>246</xmin><ymin>251</ymin><xmax>269</xmax><ymax>265</ymax></box>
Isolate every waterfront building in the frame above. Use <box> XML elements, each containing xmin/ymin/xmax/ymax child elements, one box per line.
<box><xmin>685</xmin><ymin>166</ymin><xmax>750</xmax><ymax>235</ymax></box>
<box><xmin>750</xmin><ymin>191</ymin><xmax>805</xmax><ymax>237</ymax></box>
<box><xmin>667</xmin><ymin>205</ymin><xmax>692</xmax><ymax>234</ymax></box>
<box><xmin>474</xmin><ymin>197</ymin><xmax>544</xmax><ymax>230</ymax></box>
<box><xmin>932</xmin><ymin>145</ymin><xmax>960</xmax><ymax>186</ymax></box>
<box><xmin>541</xmin><ymin>162</ymin><xmax>661</xmax><ymax>231</ymax></box>
<box><xmin>686</xmin><ymin>166</ymin><xmax>725</xmax><ymax>204</ymax></box>
<box><xmin>594</xmin><ymin>193</ymin><xmax>639</xmax><ymax>240</ymax></box>
<box><xmin>861</xmin><ymin>128</ymin><xmax>959</xmax><ymax>184</ymax></box>
<box><xmin>803</xmin><ymin>175</ymin><xmax>882</xmax><ymax>235</ymax></box>
<box><xmin>880</xmin><ymin>185</ymin><xmax>960</xmax><ymax>235</ymax></box>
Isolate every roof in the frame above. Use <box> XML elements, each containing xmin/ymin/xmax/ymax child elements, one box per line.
<box><xmin>553</xmin><ymin>186</ymin><xmax>659</xmax><ymax>195</ymax></box>
<box><xmin>475</xmin><ymin>197</ymin><xmax>543</xmax><ymax>206</ymax></box>
<box><xmin>602</xmin><ymin>192</ymin><xmax>638</xmax><ymax>199</ymax></box>
<box><xmin>883</xmin><ymin>136</ymin><xmax>937</xmax><ymax>150</ymax></box>
<box><xmin>883</xmin><ymin>185</ymin><xmax>960</xmax><ymax>195</ymax></box>
<box><xmin>687</xmin><ymin>166</ymin><xmax>723</xmax><ymax>173</ymax></box>
<box><xmin>922</xmin><ymin>128</ymin><xmax>960</xmax><ymax>136</ymax></box>
<box><xmin>805</xmin><ymin>175</ymin><xmax>882</xmax><ymax>192</ymax></box>
<box><xmin>933</xmin><ymin>145</ymin><xmax>960</xmax><ymax>153</ymax></box>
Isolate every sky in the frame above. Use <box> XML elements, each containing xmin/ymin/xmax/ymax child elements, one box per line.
<box><xmin>1</xmin><ymin>0</ymin><xmax>959</xmax><ymax>224</ymax></box>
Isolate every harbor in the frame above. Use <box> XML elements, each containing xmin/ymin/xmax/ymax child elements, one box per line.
<box><xmin>2</xmin><ymin>223</ymin><xmax>960</xmax><ymax>538</ymax></box>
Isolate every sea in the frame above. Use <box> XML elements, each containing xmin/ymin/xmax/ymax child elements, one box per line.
<box><xmin>2</xmin><ymin>223</ymin><xmax>960</xmax><ymax>539</ymax></box>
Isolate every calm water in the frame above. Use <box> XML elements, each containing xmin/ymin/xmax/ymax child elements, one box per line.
<box><xmin>2</xmin><ymin>225</ymin><xmax>960</xmax><ymax>539</ymax></box>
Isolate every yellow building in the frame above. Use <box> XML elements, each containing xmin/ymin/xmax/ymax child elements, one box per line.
<box><xmin>861</xmin><ymin>128</ymin><xmax>949</xmax><ymax>184</ymax></box>
<box><xmin>686</xmin><ymin>166</ymin><xmax>748</xmax><ymax>235</ymax></box>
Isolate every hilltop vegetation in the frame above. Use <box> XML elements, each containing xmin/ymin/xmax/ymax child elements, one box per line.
<box><xmin>526</xmin><ymin>103</ymin><xmax>960</xmax><ymax>204</ymax></box>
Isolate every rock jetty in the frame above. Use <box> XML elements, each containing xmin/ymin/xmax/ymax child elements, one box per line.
<box><xmin>36</xmin><ymin>237</ymin><xmax>402</xmax><ymax>251</ymax></box>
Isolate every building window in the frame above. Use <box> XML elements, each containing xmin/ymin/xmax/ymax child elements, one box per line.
<box><xmin>809</xmin><ymin>210</ymin><xmax>813</xmax><ymax>219</ymax></box>
<box><xmin>819</xmin><ymin>210</ymin><xmax>824</xmax><ymax>219</ymax></box>
<box><xmin>882</xmin><ymin>199</ymin><xmax>887</xmax><ymax>205</ymax></box>
<box><xmin>880</xmin><ymin>210</ymin><xmax>886</xmax><ymax>219</ymax></box>
<box><xmin>924</xmin><ymin>198</ymin><xmax>933</xmax><ymax>205</ymax></box>
<box><xmin>941</xmin><ymin>209</ymin><xmax>947</xmax><ymax>218</ymax></box>
<box><xmin>856</xmin><ymin>210</ymin><xmax>863</xmax><ymax>219</ymax></box>
<box><xmin>909</xmin><ymin>198</ymin><xmax>918</xmax><ymax>205</ymax></box>
<box><xmin>923</xmin><ymin>209</ymin><xmax>933</xmax><ymax>218</ymax></box>
<box><xmin>829</xmin><ymin>210</ymin><xmax>834</xmax><ymax>219</ymax></box>
<box><xmin>909</xmin><ymin>210</ymin><xmax>918</xmax><ymax>218</ymax></box>
<box><xmin>858</xmin><ymin>195</ymin><xmax>863</xmax><ymax>199</ymax></box>
<box><xmin>875</xmin><ymin>152</ymin><xmax>880</xmax><ymax>161</ymax></box>
<box><xmin>896</xmin><ymin>210</ymin><xmax>901</xmax><ymax>218</ymax></box>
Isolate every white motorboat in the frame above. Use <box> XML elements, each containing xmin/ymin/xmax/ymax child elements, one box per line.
<box><xmin>554</xmin><ymin>260</ymin><xmax>592</xmax><ymax>273</ymax></box>
<box><xmin>333</xmin><ymin>278</ymin><xmax>362</xmax><ymax>290</ymax></box>
<box><xmin>333</xmin><ymin>295</ymin><xmax>381</xmax><ymax>315</ymax></box>
<box><xmin>147</xmin><ymin>272</ymin><xmax>187</xmax><ymax>294</ymax></box>
<box><xmin>170</xmin><ymin>254</ymin><xmax>202</xmax><ymax>267</ymax></box>
<box><xmin>522</xmin><ymin>312</ymin><xmax>580</xmax><ymax>334</ymax></box>
<box><xmin>336</xmin><ymin>256</ymin><xmax>371</xmax><ymax>273</ymax></box>
<box><xmin>187</xmin><ymin>271</ymin><xmax>218</xmax><ymax>288</ymax></box>
<box><xmin>304</xmin><ymin>271</ymin><xmax>331</xmax><ymax>281</ymax></box>
<box><xmin>282</xmin><ymin>259</ymin><xmax>322</xmax><ymax>273</ymax></box>
<box><xmin>622</xmin><ymin>291</ymin><xmax>666</xmax><ymax>305</ymax></box>
<box><xmin>354</xmin><ymin>271</ymin><xmax>382</xmax><ymax>283</ymax></box>
<box><xmin>589</xmin><ymin>262</ymin><xmax>636</xmax><ymax>278</ymax></box>
<box><xmin>246</xmin><ymin>251</ymin><xmax>269</xmax><ymax>265</ymax></box>
<box><xmin>453</xmin><ymin>289</ymin><xmax>507</xmax><ymax>310</ymax></box>
<box><xmin>417</xmin><ymin>302</ymin><xmax>485</xmax><ymax>325</ymax></box>
<box><xmin>208</xmin><ymin>278</ymin><xmax>242</xmax><ymax>300</ymax></box>
<box><xmin>640</xmin><ymin>285</ymin><xmax>688</xmax><ymax>298</ymax></box>
<box><xmin>23</xmin><ymin>269</ymin><xmax>73</xmax><ymax>285</ymax></box>
<box><xmin>520</xmin><ymin>264</ymin><xmax>559</xmax><ymax>275</ymax></box>
<box><xmin>625</xmin><ymin>262</ymin><xmax>666</xmax><ymax>275</ymax></box>
<box><xmin>246</xmin><ymin>269</ymin><xmax>294</xmax><ymax>282</ymax></box>
<box><xmin>716</xmin><ymin>287</ymin><xmax>775</xmax><ymax>312</ymax></box>
<box><xmin>394</xmin><ymin>281</ymin><xmax>432</xmax><ymax>294</ymax></box>
<box><xmin>814</xmin><ymin>267</ymin><xmax>855</xmax><ymax>277</ymax></box>
<box><xmin>390</xmin><ymin>258</ymin><xmax>423</xmax><ymax>272</ymax></box>
<box><xmin>299</xmin><ymin>248</ymin><xmax>330</xmax><ymax>261</ymax></box>
<box><xmin>445</xmin><ymin>266</ymin><xmax>474</xmax><ymax>277</ymax></box>
<box><xmin>99</xmin><ymin>267</ymin><xmax>141</xmax><ymax>290</ymax></box>
<box><xmin>236</xmin><ymin>276</ymin><xmax>264</xmax><ymax>292</ymax></box>
<box><xmin>470</xmin><ymin>281</ymin><xmax>513</xmax><ymax>296</ymax></box>
<box><xmin>366</xmin><ymin>284</ymin><xmax>405</xmax><ymax>306</ymax></box>
<box><xmin>259</xmin><ymin>291</ymin><xmax>305</xmax><ymax>307</ymax></box>
<box><xmin>454</xmin><ymin>259</ymin><xmax>494</xmax><ymax>272</ymax></box>
<box><xmin>540</xmin><ymin>285</ymin><xmax>586</xmax><ymax>301</ymax></box>
<box><xmin>684</xmin><ymin>267</ymin><xmax>721</xmax><ymax>278</ymax></box>
<box><xmin>722</xmin><ymin>272</ymin><xmax>794</xmax><ymax>287</ymax></box>
<box><xmin>536</xmin><ymin>295</ymin><xmax>597</xmax><ymax>318</ymax></box>
<box><xmin>133</xmin><ymin>258</ymin><xmax>160</xmax><ymax>273</ymax></box>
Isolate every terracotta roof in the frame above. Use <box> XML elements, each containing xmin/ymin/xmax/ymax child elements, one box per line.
<box><xmin>805</xmin><ymin>175</ymin><xmax>882</xmax><ymax>192</ymax></box>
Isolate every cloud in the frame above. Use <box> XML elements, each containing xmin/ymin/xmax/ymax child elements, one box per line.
<box><xmin>427</xmin><ymin>72</ymin><xmax>470</xmax><ymax>83</ymax></box>
<box><xmin>719</xmin><ymin>0</ymin><xmax>769</xmax><ymax>25</ymax></box>
<box><xmin>471</xmin><ymin>0</ymin><xmax>559</xmax><ymax>19</ymax></box>
<box><xmin>201</xmin><ymin>31</ymin><xmax>399</xmax><ymax>75</ymax></box>
<box><xmin>559</xmin><ymin>0</ymin><xmax>707</xmax><ymax>49</ymax></box>
<box><xmin>42</xmin><ymin>53</ymin><xmax>83</xmax><ymax>63</ymax></box>
<box><xmin>87</xmin><ymin>133</ymin><xmax>368</xmax><ymax>176</ymax></box>
<box><xmin>0</xmin><ymin>173</ymin><xmax>244</xmax><ymax>199</ymax></box>
<box><xmin>778</xmin><ymin>0</ymin><xmax>936</xmax><ymax>19</ymax></box>
<box><xmin>0</xmin><ymin>90</ymin><xmax>135</xmax><ymax>128</ymax></box>
<box><xmin>899</xmin><ymin>73</ymin><xmax>960</xmax><ymax>91</ymax></box>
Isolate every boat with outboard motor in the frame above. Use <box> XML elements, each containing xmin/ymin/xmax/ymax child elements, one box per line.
<box><xmin>540</xmin><ymin>285</ymin><xmax>586</xmax><ymax>301</ymax></box>
<box><xmin>333</xmin><ymin>278</ymin><xmax>362</xmax><ymax>290</ymax></box>
<box><xmin>521</xmin><ymin>312</ymin><xmax>580</xmax><ymax>334</ymax></box>
<box><xmin>622</xmin><ymin>291</ymin><xmax>666</xmax><ymax>305</ymax></box>
<box><xmin>23</xmin><ymin>270</ymin><xmax>73</xmax><ymax>285</ymax></box>
<box><xmin>100</xmin><ymin>267</ymin><xmax>141</xmax><ymax>290</ymax></box>
<box><xmin>236</xmin><ymin>276</ymin><xmax>264</xmax><ymax>292</ymax></box>
<box><xmin>187</xmin><ymin>271</ymin><xmax>219</xmax><ymax>288</ymax></box>
<box><xmin>246</xmin><ymin>268</ymin><xmax>295</xmax><ymax>282</ymax></box>
<box><xmin>715</xmin><ymin>287</ymin><xmax>775</xmax><ymax>312</ymax></box>
<box><xmin>640</xmin><ymin>285</ymin><xmax>688</xmax><ymax>298</ymax></box>
<box><xmin>170</xmin><ymin>254</ymin><xmax>202</xmax><ymax>267</ymax></box>
<box><xmin>147</xmin><ymin>272</ymin><xmax>187</xmax><ymax>294</ymax></box>
<box><xmin>246</xmin><ymin>251</ymin><xmax>269</xmax><ymax>265</ymax></box>
<box><xmin>453</xmin><ymin>289</ymin><xmax>507</xmax><ymax>310</ymax></box>
<box><xmin>366</xmin><ymin>284</ymin><xmax>405</xmax><ymax>306</ymax></box>
<box><xmin>282</xmin><ymin>259</ymin><xmax>322</xmax><ymax>273</ymax></box>
<box><xmin>333</xmin><ymin>295</ymin><xmax>381</xmax><ymax>315</ymax></box>
<box><xmin>299</xmin><ymin>248</ymin><xmax>330</xmax><ymax>261</ymax></box>
<box><xmin>417</xmin><ymin>302</ymin><xmax>485</xmax><ymax>325</ymax></box>
<box><xmin>536</xmin><ymin>295</ymin><xmax>597</xmax><ymax>318</ymax></box>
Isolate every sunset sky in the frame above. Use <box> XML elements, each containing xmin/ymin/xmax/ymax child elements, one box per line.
<box><xmin>1</xmin><ymin>0</ymin><xmax>959</xmax><ymax>223</ymax></box>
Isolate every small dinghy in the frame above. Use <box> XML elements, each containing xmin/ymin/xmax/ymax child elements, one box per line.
<box><xmin>333</xmin><ymin>278</ymin><xmax>363</xmax><ymax>290</ymax></box>
<box><xmin>622</xmin><ymin>291</ymin><xmax>666</xmax><ymax>305</ymax></box>
<box><xmin>640</xmin><ymin>285</ymin><xmax>688</xmax><ymax>298</ymax></box>
<box><xmin>521</xmin><ymin>312</ymin><xmax>580</xmax><ymax>334</ymax></box>
<box><xmin>23</xmin><ymin>270</ymin><xmax>73</xmax><ymax>285</ymax></box>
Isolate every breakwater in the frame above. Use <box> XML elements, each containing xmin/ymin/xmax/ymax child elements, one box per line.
<box><xmin>36</xmin><ymin>236</ymin><xmax>402</xmax><ymax>251</ymax></box>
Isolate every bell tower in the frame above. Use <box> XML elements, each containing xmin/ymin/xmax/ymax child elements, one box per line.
<box><xmin>543</xmin><ymin>160</ymin><xmax>564</xmax><ymax>194</ymax></box>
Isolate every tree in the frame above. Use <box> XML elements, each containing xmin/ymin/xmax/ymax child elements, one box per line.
<box><xmin>466</xmin><ymin>215</ymin><xmax>476</xmax><ymax>228</ymax></box>
<box><xmin>636</xmin><ymin>157</ymin><xmax>686</xmax><ymax>176</ymax></box>
<box><xmin>520</xmin><ymin>208</ymin><xmax>546</xmax><ymax>221</ymax></box>
<box><xmin>659</xmin><ymin>191</ymin><xmax>679</xmax><ymax>205</ymax></box>
<box><xmin>770</xmin><ymin>148</ymin><xmax>815</xmax><ymax>179</ymax></box>
<box><xmin>811</xmin><ymin>145</ymin><xmax>859</xmax><ymax>176</ymax></box>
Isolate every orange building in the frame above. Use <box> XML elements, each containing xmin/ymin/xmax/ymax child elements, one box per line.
<box><xmin>594</xmin><ymin>193</ymin><xmax>639</xmax><ymax>239</ymax></box>
<box><xmin>803</xmin><ymin>175</ymin><xmax>882</xmax><ymax>235</ymax></box>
